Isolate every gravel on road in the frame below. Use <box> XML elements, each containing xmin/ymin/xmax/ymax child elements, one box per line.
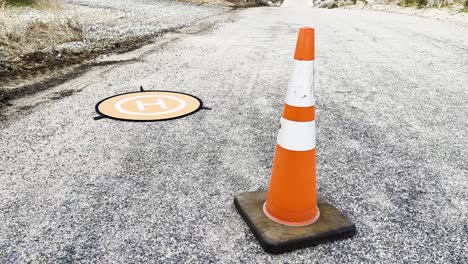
<box><xmin>1</xmin><ymin>0</ymin><xmax>229</xmax><ymax>102</ymax></box>
<box><xmin>1</xmin><ymin>4</ymin><xmax>467</xmax><ymax>264</ymax></box>
<box><xmin>63</xmin><ymin>0</ymin><xmax>228</xmax><ymax>44</ymax></box>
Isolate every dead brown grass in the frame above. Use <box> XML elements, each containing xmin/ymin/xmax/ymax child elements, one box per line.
<box><xmin>0</xmin><ymin>1</ymin><xmax>84</xmax><ymax>64</ymax></box>
<box><xmin>34</xmin><ymin>0</ymin><xmax>63</xmax><ymax>10</ymax></box>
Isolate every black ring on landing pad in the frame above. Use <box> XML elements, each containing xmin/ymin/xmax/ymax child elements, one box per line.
<box><xmin>234</xmin><ymin>191</ymin><xmax>356</xmax><ymax>254</ymax></box>
<box><xmin>95</xmin><ymin>90</ymin><xmax>203</xmax><ymax>122</ymax></box>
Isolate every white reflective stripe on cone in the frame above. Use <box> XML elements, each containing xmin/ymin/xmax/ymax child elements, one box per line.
<box><xmin>284</xmin><ymin>60</ymin><xmax>315</xmax><ymax>108</ymax></box>
<box><xmin>277</xmin><ymin>118</ymin><xmax>316</xmax><ymax>151</ymax></box>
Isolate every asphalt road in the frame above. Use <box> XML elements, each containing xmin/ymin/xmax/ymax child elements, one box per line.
<box><xmin>1</xmin><ymin>3</ymin><xmax>468</xmax><ymax>263</ymax></box>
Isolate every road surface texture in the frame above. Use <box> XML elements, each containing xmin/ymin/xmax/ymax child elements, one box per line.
<box><xmin>62</xmin><ymin>0</ymin><xmax>228</xmax><ymax>41</ymax></box>
<box><xmin>1</xmin><ymin>2</ymin><xmax>467</xmax><ymax>263</ymax></box>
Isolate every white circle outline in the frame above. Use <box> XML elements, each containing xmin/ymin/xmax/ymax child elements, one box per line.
<box><xmin>114</xmin><ymin>95</ymin><xmax>187</xmax><ymax>116</ymax></box>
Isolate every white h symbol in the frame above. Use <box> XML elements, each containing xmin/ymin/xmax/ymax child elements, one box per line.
<box><xmin>135</xmin><ymin>99</ymin><xmax>168</xmax><ymax>111</ymax></box>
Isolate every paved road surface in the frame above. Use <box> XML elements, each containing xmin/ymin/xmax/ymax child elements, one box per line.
<box><xmin>1</xmin><ymin>3</ymin><xmax>467</xmax><ymax>263</ymax></box>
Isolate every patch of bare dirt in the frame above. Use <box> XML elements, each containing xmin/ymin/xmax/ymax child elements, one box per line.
<box><xmin>0</xmin><ymin>34</ymin><xmax>157</xmax><ymax>109</ymax></box>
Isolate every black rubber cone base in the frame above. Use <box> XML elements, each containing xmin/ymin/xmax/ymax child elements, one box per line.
<box><xmin>234</xmin><ymin>191</ymin><xmax>356</xmax><ymax>254</ymax></box>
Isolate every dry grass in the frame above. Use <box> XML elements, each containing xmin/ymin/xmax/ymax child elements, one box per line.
<box><xmin>0</xmin><ymin>0</ymin><xmax>84</xmax><ymax>63</ymax></box>
<box><xmin>34</xmin><ymin>0</ymin><xmax>64</xmax><ymax>10</ymax></box>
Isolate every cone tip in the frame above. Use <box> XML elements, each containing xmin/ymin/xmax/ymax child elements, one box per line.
<box><xmin>294</xmin><ymin>27</ymin><xmax>315</xmax><ymax>61</ymax></box>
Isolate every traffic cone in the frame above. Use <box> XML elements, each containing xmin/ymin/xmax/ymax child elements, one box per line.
<box><xmin>263</xmin><ymin>27</ymin><xmax>318</xmax><ymax>226</ymax></box>
<box><xmin>234</xmin><ymin>27</ymin><xmax>356</xmax><ymax>254</ymax></box>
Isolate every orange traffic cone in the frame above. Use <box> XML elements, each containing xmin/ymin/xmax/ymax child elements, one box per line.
<box><xmin>234</xmin><ymin>27</ymin><xmax>355</xmax><ymax>254</ymax></box>
<box><xmin>263</xmin><ymin>27</ymin><xmax>319</xmax><ymax>226</ymax></box>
